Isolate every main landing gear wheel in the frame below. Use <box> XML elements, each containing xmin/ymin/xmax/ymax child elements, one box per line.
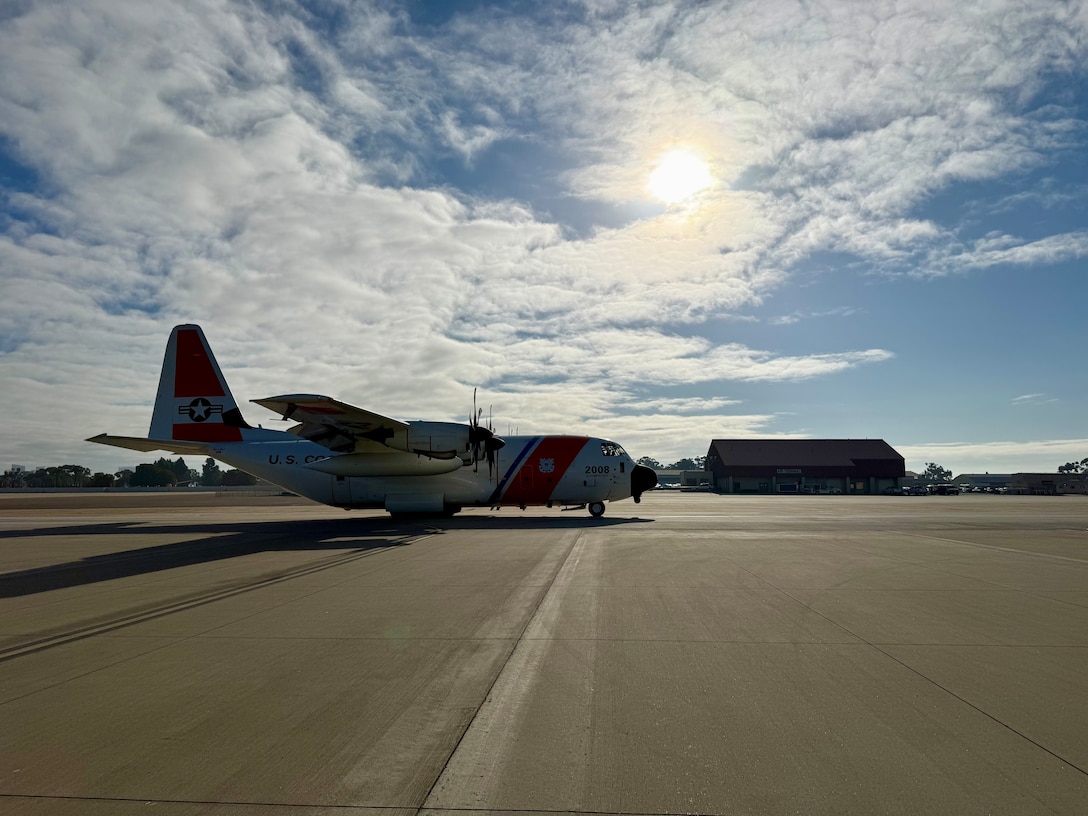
<box><xmin>588</xmin><ymin>501</ymin><xmax>606</xmax><ymax>517</ymax></box>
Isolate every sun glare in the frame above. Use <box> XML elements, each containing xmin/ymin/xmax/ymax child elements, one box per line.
<box><xmin>647</xmin><ymin>149</ymin><xmax>713</xmax><ymax>203</ymax></box>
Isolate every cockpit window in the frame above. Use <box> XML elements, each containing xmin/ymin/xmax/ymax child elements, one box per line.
<box><xmin>601</xmin><ymin>441</ymin><xmax>626</xmax><ymax>457</ymax></box>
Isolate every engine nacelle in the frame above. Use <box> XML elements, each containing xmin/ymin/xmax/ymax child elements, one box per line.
<box><xmin>406</xmin><ymin>421</ymin><xmax>473</xmax><ymax>461</ymax></box>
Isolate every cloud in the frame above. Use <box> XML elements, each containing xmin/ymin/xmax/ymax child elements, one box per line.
<box><xmin>966</xmin><ymin>231</ymin><xmax>1088</xmax><ymax>268</ymax></box>
<box><xmin>622</xmin><ymin>397</ymin><xmax>743</xmax><ymax>415</ymax></box>
<box><xmin>768</xmin><ymin>306</ymin><xmax>860</xmax><ymax>326</ymax></box>
<box><xmin>898</xmin><ymin>439</ymin><xmax>1088</xmax><ymax>475</ymax></box>
<box><xmin>1010</xmin><ymin>393</ymin><xmax>1058</xmax><ymax>406</ymax></box>
<box><xmin>1</xmin><ymin>0</ymin><xmax>1086</xmax><ymax>473</ymax></box>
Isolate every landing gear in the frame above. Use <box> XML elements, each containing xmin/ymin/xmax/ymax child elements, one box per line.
<box><xmin>588</xmin><ymin>501</ymin><xmax>606</xmax><ymax>517</ymax></box>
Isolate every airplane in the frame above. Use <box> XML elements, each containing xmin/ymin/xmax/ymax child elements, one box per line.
<box><xmin>89</xmin><ymin>325</ymin><xmax>658</xmax><ymax>517</ymax></box>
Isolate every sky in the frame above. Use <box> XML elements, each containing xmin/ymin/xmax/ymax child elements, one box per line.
<box><xmin>2</xmin><ymin>0</ymin><xmax>1087</xmax><ymax>478</ymax></box>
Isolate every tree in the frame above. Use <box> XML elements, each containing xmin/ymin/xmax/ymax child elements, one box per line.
<box><xmin>1057</xmin><ymin>458</ymin><xmax>1088</xmax><ymax>474</ymax></box>
<box><xmin>130</xmin><ymin>462</ymin><xmax>176</xmax><ymax>487</ymax></box>
<box><xmin>60</xmin><ymin>465</ymin><xmax>90</xmax><ymax>487</ymax></box>
<box><xmin>637</xmin><ymin>456</ymin><xmax>663</xmax><ymax>469</ymax></box>
<box><xmin>201</xmin><ymin>458</ymin><xmax>223</xmax><ymax>487</ymax></box>
<box><xmin>1</xmin><ymin>468</ymin><xmax>27</xmax><ymax>488</ymax></box>
<box><xmin>89</xmin><ymin>472</ymin><xmax>116</xmax><ymax>488</ymax></box>
<box><xmin>922</xmin><ymin>462</ymin><xmax>952</xmax><ymax>483</ymax></box>
<box><xmin>157</xmin><ymin>457</ymin><xmax>192</xmax><ymax>484</ymax></box>
<box><xmin>667</xmin><ymin>456</ymin><xmax>706</xmax><ymax>470</ymax></box>
<box><xmin>220</xmin><ymin>469</ymin><xmax>257</xmax><ymax>486</ymax></box>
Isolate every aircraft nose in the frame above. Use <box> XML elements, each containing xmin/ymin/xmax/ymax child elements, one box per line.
<box><xmin>631</xmin><ymin>464</ymin><xmax>658</xmax><ymax>503</ymax></box>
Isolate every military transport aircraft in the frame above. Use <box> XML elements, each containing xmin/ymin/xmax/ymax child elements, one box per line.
<box><xmin>89</xmin><ymin>325</ymin><xmax>657</xmax><ymax>517</ymax></box>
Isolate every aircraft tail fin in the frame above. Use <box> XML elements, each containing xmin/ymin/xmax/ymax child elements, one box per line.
<box><xmin>148</xmin><ymin>325</ymin><xmax>253</xmax><ymax>443</ymax></box>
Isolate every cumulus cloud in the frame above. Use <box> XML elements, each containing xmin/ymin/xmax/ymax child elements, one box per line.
<box><xmin>768</xmin><ymin>306</ymin><xmax>860</xmax><ymax>326</ymax></box>
<box><xmin>899</xmin><ymin>439</ymin><xmax>1088</xmax><ymax>475</ymax></box>
<box><xmin>1010</xmin><ymin>393</ymin><xmax>1058</xmax><ymax>406</ymax></box>
<box><xmin>1</xmin><ymin>0</ymin><xmax>1085</xmax><ymax>471</ymax></box>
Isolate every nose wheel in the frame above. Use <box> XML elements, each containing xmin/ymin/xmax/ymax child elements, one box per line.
<box><xmin>588</xmin><ymin>501</ymin><xmax>606</xmax><ymax>517</ymax></box>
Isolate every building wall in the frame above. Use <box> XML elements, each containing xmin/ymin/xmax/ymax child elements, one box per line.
<box><xmin>1009</xmin><ymin>473</ymin><xmax>1088</xmax><ymax>495</ymax></box>
<box><xmin>707</xmin><ymin>440</ymin><xmax>905</xmax><ymax>495</ymax></box>
<box><xmin>714</xmin><ymin>470</ymin><xmax>901</xmax><ymax>495</ymax></box>
<box><xmin>954</xmin><ymin>474</ymin><xmax>1012</xmax><ymax>489</ymax></box>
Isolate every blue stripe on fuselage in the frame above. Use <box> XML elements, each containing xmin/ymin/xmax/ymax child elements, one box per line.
<box><xmin>490</xmin><ymin>436</ymin><xmax>541</xmax><ymax>504</ymax></box>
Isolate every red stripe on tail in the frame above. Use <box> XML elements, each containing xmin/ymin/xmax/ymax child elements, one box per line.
<box><xmin>172</xmin><ymin>424</ymin><xmax>243</xmax><ymax>442</ymax></box>
<box><xmin>174</xmin><ymin>328</ymin><xmax>226</xmax><ymax>397</ymax></box>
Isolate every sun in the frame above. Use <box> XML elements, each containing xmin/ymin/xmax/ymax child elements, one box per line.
<box><xmin>647</xmin><ymin>149</ymin><xmax>713</xmax><ymax>203</ymax></box>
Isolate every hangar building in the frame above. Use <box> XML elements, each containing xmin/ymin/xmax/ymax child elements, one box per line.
<box><xmin>706</xmin><ymin>439</ymin><xmax>906</xmax><ymax>494</ymax></box>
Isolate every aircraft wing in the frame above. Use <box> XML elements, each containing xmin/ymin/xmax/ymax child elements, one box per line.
<box><xmin>251</xmin><ymin>394</ymin><xmax>409</xmax><ymax>453</ymax></box>
<box><xmin>87</xmin><ymin>434</ymin><xmax>212</xmax><ymax>456</ymax></box>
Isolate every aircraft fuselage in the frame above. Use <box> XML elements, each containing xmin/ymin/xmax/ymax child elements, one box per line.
<box><xmin>208</xmin><ymin>433</ymin><xmax>651</xmax><ymax>514</ymax></box>
<box><xmin>89</xmin><ymin>324</ymin><xmax>657</xmax><ymax>517</ymax></box>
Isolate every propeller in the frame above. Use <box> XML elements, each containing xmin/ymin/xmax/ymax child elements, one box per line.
<box><xmin>469</xmin><ymin>388</ymin><xmax>505</xmax><ymax>478</ymax></box>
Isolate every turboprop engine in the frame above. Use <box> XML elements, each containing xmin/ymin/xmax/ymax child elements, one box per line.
<box><xmin>406</xmin><ymin>421</ymin><xmax>476</xmax><ymax>461</ymax></box>
<box><xmin>407</xmin><ymin>420</ymin><xmax>505</xmax><ymax>467</ymax></box>
<box><xmin>303</xmin><ymin>420</ymin><xmax>504</xmax><ymax>477</ymax></box>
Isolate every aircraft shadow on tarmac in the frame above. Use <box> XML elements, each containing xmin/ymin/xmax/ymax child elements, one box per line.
<box><xmin>0</xmin><ymin>514</ymin><xmax>653</xmax><ymax>598</ymax></box>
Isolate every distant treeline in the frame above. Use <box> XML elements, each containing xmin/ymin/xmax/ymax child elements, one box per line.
<box><xmin>2</xmin><ymin>457</ymin><xmax>255</xmax><ymax>488</ymax></box>
<box><xmin>1058</xmin><ymin>458</ymin><xmax>1088</xmax><ymax>474</ymax></box>
<box><xmin>637</xmin><ymin>456</ymin><xmax>707</xmax><ymax>470</ymax></box>
<box><xmin>12</xmin><ymin>454</ymin><xmax>1082</xmax><ymax>489</ymax></box>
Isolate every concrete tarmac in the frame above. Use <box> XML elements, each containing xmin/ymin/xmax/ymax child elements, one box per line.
<box><xmin>1</xmin><ymin>492</ymin><xmax>1086</xmax><ymax>815</ymax></box>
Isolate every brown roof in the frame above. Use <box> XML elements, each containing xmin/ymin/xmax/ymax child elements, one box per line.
<box><xmin>708</xmin><ymin>439</ymin><xmax>903</xmax><ymax>467</ymax></box>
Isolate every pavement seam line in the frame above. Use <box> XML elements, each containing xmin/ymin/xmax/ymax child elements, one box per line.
<box><xmin>416</xmin><ymin>531</ymin><xmax>585</xmax><ymax>814</ymax></box>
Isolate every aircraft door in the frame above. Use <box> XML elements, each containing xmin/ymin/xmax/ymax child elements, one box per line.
<box><xmin>513</xmin><ymin>466</ymin><xmax>534</xmax><ymax>495</ymax></box>
<box><xmin>332</xmin><ymin>474</ymin><xmax>351</xmax><ymax>505</ymax></box>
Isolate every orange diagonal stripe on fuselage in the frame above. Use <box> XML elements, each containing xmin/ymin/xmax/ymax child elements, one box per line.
<box><xmin>500</xmin><ymin>436</ymin><xmax>589</xmax><ymax>505</ymax></box>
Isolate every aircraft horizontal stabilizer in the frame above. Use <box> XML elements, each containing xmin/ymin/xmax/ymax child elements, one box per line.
<box><xmin>86</xmin><ymin>433</ymin><xmax>212</xmax><ymax>456</ymax></box>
